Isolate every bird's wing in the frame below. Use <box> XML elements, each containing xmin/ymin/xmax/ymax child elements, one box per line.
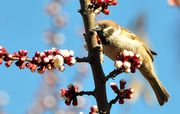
<box><xmin>122</xmin><ymin>28</ymin><xmax>157</xmax><ymax>61</ymax></box>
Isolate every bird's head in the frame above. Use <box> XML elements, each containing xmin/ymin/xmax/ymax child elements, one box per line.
<box><xmin>92</xmin><ymin>20</ymin><xmax>121</xmax><ymax>45</ymax></box>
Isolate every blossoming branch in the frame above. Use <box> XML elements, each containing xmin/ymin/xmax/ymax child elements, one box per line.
<box><xmin>0</xmin><ymin>46</ymin><xmax>76</xmax><ymax>74</ymax></box>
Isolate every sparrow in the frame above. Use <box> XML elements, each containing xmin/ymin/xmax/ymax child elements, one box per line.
<box><xmin>92</xmin><ymin>20</ymin><xmax>169</xmax><ymax>106</ymax></box>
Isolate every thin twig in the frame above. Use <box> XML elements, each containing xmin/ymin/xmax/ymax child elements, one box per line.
<box><xmin>76</xmin><ymin>57</ymin><xmax>89</xmax><ymax>63</ymax></box>
<box><xmin>8</xmin><ymin>56</ymin><xmax>32</xmax><ymax>62</ymax></box>
<box><xmin>76</xmin><ymin>91</ymin><xmax>95</xmax><ymax>96</ymax></box>
<box><xmin>105</xmin><ymin>69</ymin><xmax>124</xmax><ymax>82</ymax></box>
<box><xmin>109</xmin><ymin>95</ymin><xmax>119</xmax><ymax>108</ymax></box>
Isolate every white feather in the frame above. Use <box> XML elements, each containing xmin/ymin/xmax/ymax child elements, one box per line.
<box><xmin>112</xmin><ymin>26</ymin><xmax>121</xmax><ymax>37</ymax></box>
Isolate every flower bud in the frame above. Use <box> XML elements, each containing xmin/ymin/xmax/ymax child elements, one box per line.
<box><xmin>19</xmin><ymin>50</ymin><xmax>27</xmax><ymax>56</ymax></box>
<box><xmin>110</xmin><ymin>0</ymin><xmax>118</xmax><ymax>5</ymax></box>
<box><xmin>31</xmin><ymin>64</ymin><xmax>37</xmax><ymax>72</ymax></box>
<box><xmin>114</xmin><ymin>60</ymin><xmax>123</xmax><ymax>69</ymax></box>
<box><xmin>119</xmin><ymin>99</ymin><xmax>124</xmax><ymax>104</ymax></box>
<box><xmin>97</xmin><ymin>0</ymin><xmax>105</xmax><ymax>4</ymax></box>
<box><xmin>60</xmin><ymin>89</ymin><xmax>67</xmax><ymax>97</ymax></box>
<box><xmin>66</xmin><ymin>56</ymin><xmax>76</xmax><ymax>66</ymax></box>
<box><xmin>128</xmin><ymin>51</ymin><xmax>134</xmax><ymax>58</ymax></box>
<box><xmin>122</xmin><ymin>50</ymin><xmax>129</xmax><ymax>57</ymax></box>
<box><xmin>102</xmin><ymin>8</ymin><xmax>110</xmax><ymax>15</ymax></box>
<box><xmin>40</xmin><ymin>52</ymin><xmax>46</xmax><ymax>58</ymax></box>
<box><xmin>46</xmin><ymin>64</ymin><xmax>52</xmax><ymax>70</ymax></box>
<box><xmin>59</xmin><ymin>50</ymin><xmax>70</xmax><ymax>58</ymax></box>
<box><xmin>35</xmin><ymin>51</ymin><xmax>40</xmax><ymax>57</ymax></box>
<box><xmin>5</xmin><ymin>60</ymin><xmax>13</xmax><ymax>67</ymax></box>
<box><xmin>54</xmin><ymin>55</ymin><xmax>64</xmax><ymax>68</ymax></box>
<box><xmin>72</xmin><ymin>98</ymin><xmax>78</xmax><ymax>106</ymax></box>
<box><xmin>120</xmin><ymin>79</ymin><xmax>126</xmax><ymax>89</ymax></box>
<box><xmin>19</xmin><ymin>63</ymin><xmax>26</xmax><ymax>69</ymax></box>
<box><xmin>90</xmin><ymin>105</ymin><xmax>98</xmax><ymax>113</ymax></box>
<box><xmin>59</xmin><ymin>65</ymin><xmax>65</xmax><ymax>72</ymax></box>
<box><xmin>123</xmin><ymin>61</ymin><xmax>131</xmax><ymax>68</ymax></box>
<box><xmin>43</xmin><ymin>57</ymin><xmax>50</xmax><ymax>63</ymax></box>
<box><xmin>45</xmin><ymin>50</ymin><xmax>53</xmax><ymax>55</ymax></box>
<box><xmin>128</xmin><ymin>88</ymin><xmax>135</xmax><ymax>94</ymax></box>
<box><xmin>0</xmin><ymin>58</ymin><xmax>3</xmax><ymax>64</ymax></box>
<box><xmin>26</xmin><ymin>63</ymin><xmax>33</xmax><ymax>68</ymax></box>
<box><xmin>69</xmin><ymin>50</ymin><xmax>74</xmax><ymax>56</ymax></box>
<box><xmin>125</xmin><ymin>68</ymin><xmax>131</xmax><ymax>73</ymax></box>
<box><xmin>37</xmin><ymin>66</ymin><xmax>46</xmax><ymax>74</ymax></box>
<box><xmin>110</xmin><ymin>82</ymin><xmax>119</xmax><ymax>93</ymax></box>
<box><xmin>127</xmin><ymin>93</ymin><xmax>133</xmax><ymax>99</ymax></box>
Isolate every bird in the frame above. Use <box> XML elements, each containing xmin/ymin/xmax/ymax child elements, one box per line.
<box><xmin>92</xmin><ymin>20</ymin><xmax>170</xmax><ymax>106</ymax></box>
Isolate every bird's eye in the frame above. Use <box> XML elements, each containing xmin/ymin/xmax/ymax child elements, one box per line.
<box><xmin>101</xmin><ymin>24</ymin><xmax>107</xmax><ymax>28</ymax></box>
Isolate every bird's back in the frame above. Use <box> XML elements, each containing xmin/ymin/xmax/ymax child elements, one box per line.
<box><xmin>103</xmin><ymin>28</ymin><xmax>145</xmax><ymax>60</ymax></box>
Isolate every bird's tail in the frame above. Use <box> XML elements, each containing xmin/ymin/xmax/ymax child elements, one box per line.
<box><xmin>139</xmin><ymin>66</ymin><xmax>170</xmax><ymax>106</ymax></box>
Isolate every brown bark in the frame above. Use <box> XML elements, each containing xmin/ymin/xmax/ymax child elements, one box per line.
<box><xmin>79</xmin><ymin>0</ymin><xmax>110</xmax><ymax>113</ymax></box>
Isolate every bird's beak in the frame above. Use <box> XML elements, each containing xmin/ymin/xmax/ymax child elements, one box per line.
<box><xmin>92</xmin><ymin>25</ymin><xmax>102</xmax><ymax>31</ymax></box>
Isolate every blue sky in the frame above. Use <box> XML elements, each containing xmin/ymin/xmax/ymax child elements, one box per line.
<box><xmin>0</xmin><ymin>0</ymin><xmax>180</xmax><ymax>114</ymax></box>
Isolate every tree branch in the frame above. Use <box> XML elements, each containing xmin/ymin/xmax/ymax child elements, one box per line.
<box><xmin>105</xmin><ymin>69</ymin><xmax>124</xmax><ymax>82</ymax></box>
<box><xmin>76</xmin><ymin>91</ymin><xmax>95</xmax><ymax>96</ymax></box>
<box><xmin>3</xmin><ymin>56</ymin><xmax>32</xmax><ymax>62</ymax></box>
<box><xmin>109</xmin><ymin>95</ymin><xmax>119</xmax><ymax>108</ymax></box>
<box><xmin>0</xmin><ymin>47</ymin><xmax>76</xmax><ymax>73</ymax></box>
<box><xmin>75</xmin><ymin>57</ymin><xmax>89</xmax><ymax>63</ymax></box>
<box><xmin>79</xmin><ymin>0</ymin><xmax>110</xmax><ymax>113</ymax></box>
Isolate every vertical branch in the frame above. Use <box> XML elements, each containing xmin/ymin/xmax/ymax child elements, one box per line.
<box><xmin>79</xmin><ymin>0</ymin><xmax>110</xmax><ymax>113</ymax></box>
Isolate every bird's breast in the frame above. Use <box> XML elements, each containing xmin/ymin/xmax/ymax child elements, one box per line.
<box><xmin>102</xmin><ymin>44</ymin><xmax>120</xmax><ymax>60</ymax></box>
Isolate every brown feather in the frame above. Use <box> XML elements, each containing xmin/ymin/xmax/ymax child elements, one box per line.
<box><xmin>94</xmin><ymin>20</ymin><xmax>169</xmax><ymax>106</ymax></box>
<box><xmin>122</xmin><ymin>28</ymin><xmax>156</xmax><ymax>61</ymax></box>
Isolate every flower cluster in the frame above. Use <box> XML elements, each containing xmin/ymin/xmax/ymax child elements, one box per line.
<box><xmin>91</xmin><ymin>0</ymin><xmax>118</xmax><ymax>15</ymax></box>
<box><xmin>89</xmin><ymin>105</ymin><xmax>98</xmax><ymax>114</ymax></box>
<box><xmin>168</xmin><ymin>0</ymin><xmax>180</xmax><ymax>6</ymax></box>
<box><xmin>110</xmin><ymin>79</ymin><xmax>135</xmax><ymax>104</ymax></box>
<box><xmin>28</xmin><ymin>48</ymin><xmax>76</xmax><ymax>73</ymax></box>
<box><xmin>0</xmin><ymin>47</ymin><xmax>28</xmax><ymax>68</ymax></box>
<box><xmin>114</xmin><ymin>50</ymin><xmax>143</xmax><ymax>73</ymax></box>
<box><xmin>8</xmin><ymin>50</ymin><xmax>28</xmax><ymax>69</ymax></box>
<box><xmin>0</xmin><ymin>46</ymin><xmax>7</xmax><ymax>64</ymax></box>
<box><xmin>0</xmin><ymin>46</ymin><xmax>76</xmax><ymax>74</ymax></box>
<box><xmin>60</xmin><ymin>84</ymin><xmax>79</xmax><ymax>106</ymax></box>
